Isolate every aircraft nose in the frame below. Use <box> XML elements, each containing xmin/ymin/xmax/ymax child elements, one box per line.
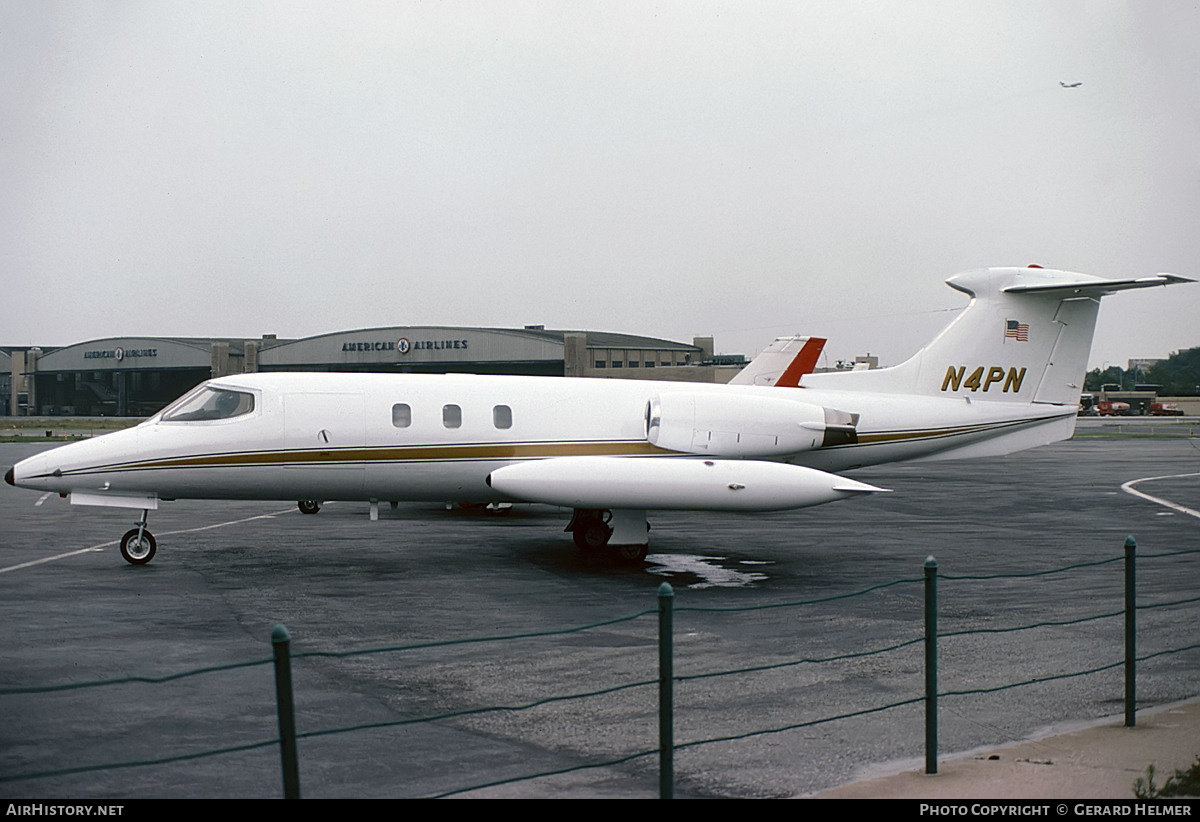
<box><xmin>7</xmin><ymin>452</ymin><xmax>52</xmax><ymax>491</ymax></box>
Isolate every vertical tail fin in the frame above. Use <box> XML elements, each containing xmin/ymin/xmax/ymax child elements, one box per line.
<box><xmin>802</xmin><ymin>267</ymin><xmax>1192</xmax><ymax>405</ymax></box>
<box><xmin>729</xmin><ymin>335</ymin><xmax>826</xmax><ymax>387</ymax></box>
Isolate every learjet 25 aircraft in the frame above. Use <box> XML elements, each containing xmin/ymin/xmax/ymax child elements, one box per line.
<box><xmin>5</xmin><ymin>266</ymin><xmax>1192</xmax><ymax>565</ymax></box>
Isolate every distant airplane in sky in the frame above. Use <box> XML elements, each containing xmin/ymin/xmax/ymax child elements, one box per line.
<box><xmin>1059</xmin><ymin>81</ymin><xmax>1082</xmax><ymax>88</ymax></box>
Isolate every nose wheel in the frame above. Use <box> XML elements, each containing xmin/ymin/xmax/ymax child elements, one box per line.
<box><xmin>120</xmin><ymin>510</ymin><xmax>157</xmax><ymax>565</ymax></box>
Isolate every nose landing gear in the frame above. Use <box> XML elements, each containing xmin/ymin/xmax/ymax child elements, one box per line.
<box><xmin>119</xmin><ymin>510</ymin><xmax>156</xmax><ymax>565</ymax></box>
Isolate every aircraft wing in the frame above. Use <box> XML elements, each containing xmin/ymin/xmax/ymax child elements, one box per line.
<box><xmin>487</xmin><ymin>456</ymin><xmax>886</xmax><ymax>512</ymax></box>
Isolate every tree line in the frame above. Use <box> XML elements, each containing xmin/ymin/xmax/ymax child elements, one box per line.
<box><xmin>1084</xmin><ymin>346</ymin><xmax>1200</xmax><ymax>395</ymax></box>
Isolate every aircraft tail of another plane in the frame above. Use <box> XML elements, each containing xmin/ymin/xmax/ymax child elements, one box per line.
<box><xmin>801</xmin><ymin>266</ymin><xmax>1192</xmax><ymax>406</ymax></box>
<box><xmin>729</xmin><ymin>335</ymin><xmax>826</xmax><ymax>387</ymax></box>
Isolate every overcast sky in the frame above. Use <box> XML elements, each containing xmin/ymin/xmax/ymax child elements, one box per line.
<box><xmin>3</xmin><ymin>1</ymin><xmax>1197</xmax><ymax>370</ymax></box>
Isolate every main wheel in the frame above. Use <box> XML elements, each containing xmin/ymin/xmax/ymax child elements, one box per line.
<box><xmin>610</xmin><ymin>543</ymin><xmax>648</xmax><ymax>565</ymax></box>
<box><xmin>120</xmin><ymin>529</ymin><xmax>157</xmax><ymax>565</ymax></box>
<box><xmin>572</xmin><ymin>519</ymin><xmax>612</xmax><ymax>550</ymax></box>
<box><xmin>298</xmin><ymin>500</ymin><xmax>321</xmax><ymax>515</ymax></box>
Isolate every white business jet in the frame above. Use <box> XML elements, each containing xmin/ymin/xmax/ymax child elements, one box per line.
<box><xmin>5</xmin><ymin>267</ymin><xmax>1191</xmax><ymax>565</ymax></box>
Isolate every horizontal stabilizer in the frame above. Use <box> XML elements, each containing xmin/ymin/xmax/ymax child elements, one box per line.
<box><xmin>488</xmin><ymin>456</ymin><xmax>887</xmax><ymax>512</ymax></box>
<box><xmin>1002</xmin><ymin>273</ymin><xmax>1194</xmax><ymax>296</ymax></box>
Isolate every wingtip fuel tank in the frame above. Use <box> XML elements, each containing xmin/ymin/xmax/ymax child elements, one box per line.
<box><xmin>488</xmin><ymin>456</ymin><xmax>888</xmax><ymax>512</ymax></box>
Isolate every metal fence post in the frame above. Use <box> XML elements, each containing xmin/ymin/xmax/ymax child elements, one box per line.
<box><xmin>924</xmin><ymin>556</ymin><xmax>938</xmax><ymax>775</ymax></box>
<box><xmin>1124</xmin><ymin>536</ymin><xmax>1137</xmax><ymax>728</ymax></box>
<box><xmin>272</xmin><ymin>623</ymin><xmax>301</xmax><ymax>799</ymax></box>
<box><xmin>658</xmin><ymin>582</ymin><xmax>674</xmax><ymax>799</ymax></box>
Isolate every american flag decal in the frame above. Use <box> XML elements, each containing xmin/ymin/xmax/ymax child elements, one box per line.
<box><xmin>1005</xmin><ymin>320</ymin><xmax>1029</xmax><ymax>342</ymax></box>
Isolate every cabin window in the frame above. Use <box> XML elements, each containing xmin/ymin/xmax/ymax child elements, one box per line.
<box><xmin>493</xmin><ymin>405</ymin><xmax>512</xmax><ymax>429</ymax></box>
<box><xmin>162</xmin><ymin>386</ymin><xmax>255</xmax><ymax>422</ymax></box>
<box><xmin>442</xmin><ymin>404</ymin><xmax>462</xmax><ymax>429</ymax></box>
<box><xmin>392</xmin><ymin>403</ymin><xmax>412</xmax><ymax>428</ymax></box>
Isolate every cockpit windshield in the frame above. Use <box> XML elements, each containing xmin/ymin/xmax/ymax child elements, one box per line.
<box><xmin>162</xmin><ymin>386</ymin><xmax>256</xmax><ymax>422</ymax></box>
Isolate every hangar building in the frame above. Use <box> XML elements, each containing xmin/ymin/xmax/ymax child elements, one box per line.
<box><xmin>4</xmin><ymin>327</ymin><xmax>738</xmax><ymax>417</ymax></box>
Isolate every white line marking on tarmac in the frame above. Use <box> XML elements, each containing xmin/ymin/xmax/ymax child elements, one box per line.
<box><xmin>0</xmin><ymin>547</ymin><xmax>108</xmax><ymax>573</ymax></box>
<box><xmin>0</xmin><ymin>506</ymin><xmax>298</xmax><ymax>574</ymax></box>
<box><xmin>1120</xmin><ymin>472</ymin><xmax>1200</xmax><ymax>520</ymax></box>
<box><xmin>155</xmin><ymin>508</ymin><xmax>295</xmax><ymax>537</ymax></box>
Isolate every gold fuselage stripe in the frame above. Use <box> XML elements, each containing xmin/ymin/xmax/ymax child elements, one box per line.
<box><xmin>79</xmin><ymin>440</ymin><xmax>670</xmax><ymax>474</ymax></box>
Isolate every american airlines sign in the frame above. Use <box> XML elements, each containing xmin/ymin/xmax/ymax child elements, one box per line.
<box><xmin>84</xmin><ymin>347</ymin><xmax>158</xmax><ymax>361</ymax></box>
<box><xmin>341</xmin><ymin>338</ymin><xmax>470</xmax><ymax>354</ymax></box>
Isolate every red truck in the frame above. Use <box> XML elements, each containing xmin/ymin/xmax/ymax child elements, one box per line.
<box><xmin>1148</xmin><ymin>402</ymin><xmax>1184</xmax><ymax>416</ymax></box>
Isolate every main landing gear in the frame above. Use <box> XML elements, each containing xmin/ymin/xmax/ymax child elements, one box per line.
<box><xmin>567</xmin><ymin>508</ymin><xmax>650</xmax><ymax>565</ymax></box>
<box><xmin>119</xmin><ymin>510</ymin><xmax>156</xmax><ymax>565</ymax></box>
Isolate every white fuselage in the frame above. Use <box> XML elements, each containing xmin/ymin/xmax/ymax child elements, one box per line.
<box><xmin>9</xmin><ymin>371</ymin><xmax>1075</xmax><ymax>509</ymax></box>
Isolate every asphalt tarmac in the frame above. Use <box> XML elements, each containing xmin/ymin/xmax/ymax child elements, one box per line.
<box><xmin>1</xmin><ymin>436</ymin><xmax>1197</xmax><ymax>799</ymax></box>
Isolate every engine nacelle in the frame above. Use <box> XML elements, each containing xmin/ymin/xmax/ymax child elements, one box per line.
<box><xmin>646</xmin><ymin>392</ymin><xmax>858</xmax><ymax>458</ymax></box>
